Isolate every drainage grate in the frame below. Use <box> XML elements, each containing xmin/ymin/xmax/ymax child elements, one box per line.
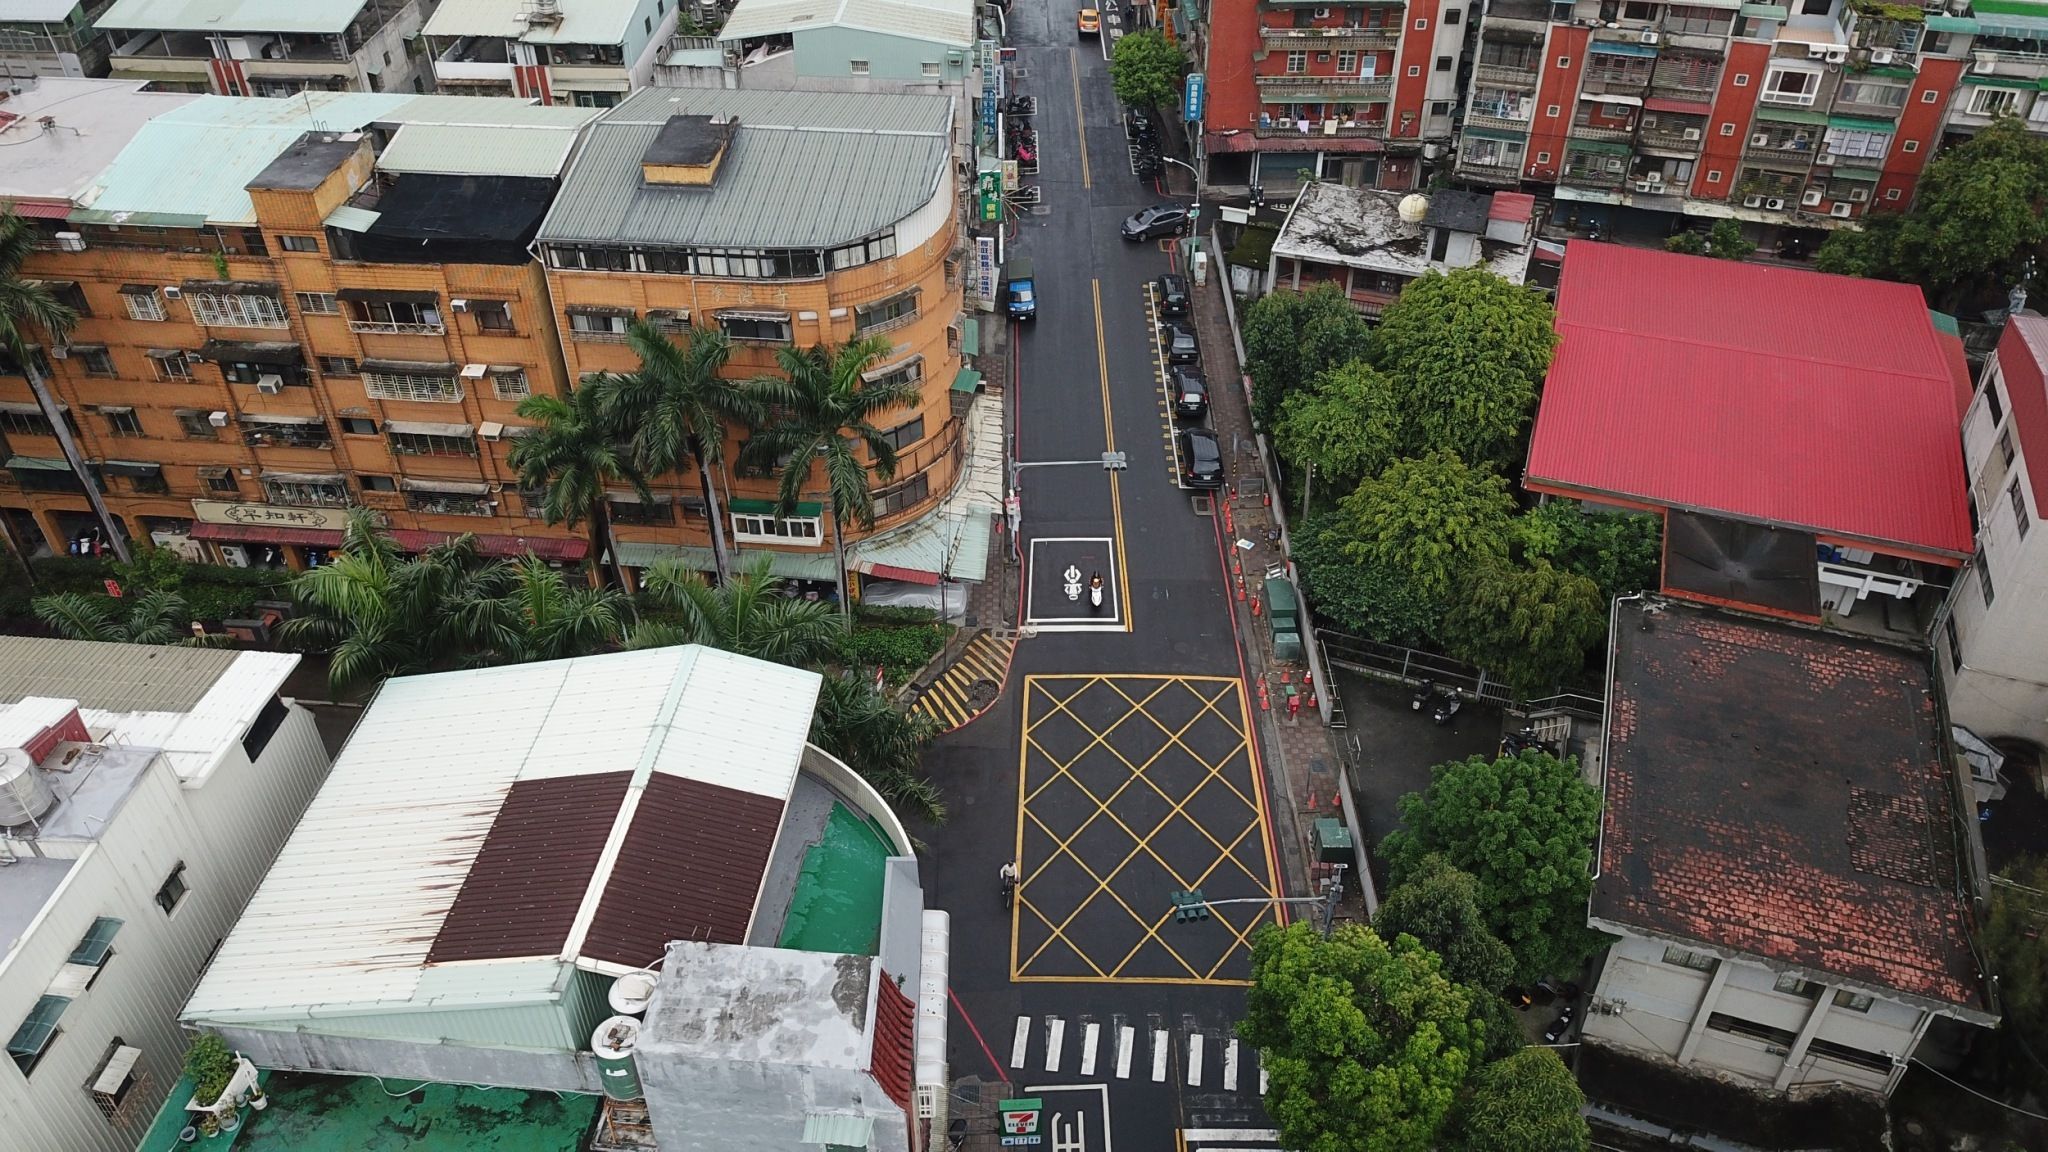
<box><xmin>1191</xmin><ymin>494</ymin><xmax>1215</xmax><ymax>517</ymax></box>
<box><xmin>1030</xmin><ymin>205</ymin><xmax>1052</xmax><ymax>216</ymax></box>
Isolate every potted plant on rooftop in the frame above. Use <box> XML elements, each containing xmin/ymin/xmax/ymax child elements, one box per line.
<box><xmin>182</xmin><ymin>1033</ymin><xmax>236</xmax><ymax>1113</ymax></box>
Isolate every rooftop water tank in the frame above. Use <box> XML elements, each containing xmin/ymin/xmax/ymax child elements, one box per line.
<box><xmin>1398</xmin><ymin>194</ymin><xmax>1431</xmax><ymax>224</ymax></box>
<box><xmin>608</xmin><ymin>970</ymin><xmax>658</xmax><ymax>1016</ymax></box>
<box><xmin>590</xmin><ymin>1016</ymin><xmax>644</xmax><ymax>1102</ymax></box>
<box><xmin>0</xmin><ymin>750</ymin><xmax>55</xmax><ymax>827</ymax></box>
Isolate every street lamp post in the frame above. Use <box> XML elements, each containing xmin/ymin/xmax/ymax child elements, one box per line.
<box><xmin>1006</xmin><ymin>452</ymin><xmax>1127</xmax><ymax>563</ymax></box>
<box><xmin>1170</xmin><ymin>865</ymin><xmax>1349</xmax><ymax>938</ymax></box>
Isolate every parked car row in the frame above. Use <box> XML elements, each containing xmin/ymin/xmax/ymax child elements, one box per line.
<box><xmin>1152</xmin><ymin>271</ymin><xmax>1222</xmax><ymax>489</ymax></box>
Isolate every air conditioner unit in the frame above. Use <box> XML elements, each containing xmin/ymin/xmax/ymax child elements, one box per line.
<box><xmin>1849</xmin><ymin>186</ymin><xmax>1869</xmax><ymax>201</ymax></box>
<box><xmin>1871</xmin><ymin>48</ymin><xmax>1894</xmax><ymax>64</ymax></box>
<box><xmin>1635</xmin><ymin>179</ymin><xmax>1664</xmax><ymax>192</ymax></box>
<box><xmin>48</xmin><ymin>345</ymin><xmax>68</xmax><ymax>359</ymax></box>
<box><xmin>1973</xmin><ymin>51</ymin><xmax>1993</xmax><ymax>73</ymax></box>
<box><xmin>255</xmin><ymin>374</ymin><xmax>284</xmax><ymax>393</ymax></box>
<box><xmin>450</xmin><ymin>299</ymin><xmax>469</xmax><ymax>313</ymax></box>
<box><xmin>1743</xmin><ymin>194</ymin><xmax>1765</xmax><ymax>207</ymax></box>
<box><xmin>1639</xmin><ymin>30</ymin><xmax>1659</xmax><ymax>43</ymax></box>
<box><xmin>217</xmin><ymin>545</ymin><xmax>251</xmax><ymax>568</ymax></box>
<box><xmin>1809</xmin><ymin>42</ymin><xmax>1830</xmax><ymax>57</ymax></box>
<box><xmin>207</xmin><ymin>410</ymin><xmax>229</xmax><ymax>427</ymax></box>
<box><xmin>1316</xmin><ymin>52</ymin><xmax>1332</xmax><ymax>62</ymax></box>
<box><xmin>162</xmin><ymin>286</ymin><xmax>182</xmax><ymax>299</ymax></box>
<box><xmin>1752</xmin><ymin>133</ymin><xmax>1772</xmax><ymax>146</ymax></box>
<box><xmin>1816</xmin><ymin>152</ymin><xmax>1836</xmax><ymax>164</ymax></box>
<box><xmin>53</xmin><ymin>232</ymin><xmax>84</xmax><ymax>252</ymax></box>
<box><xmin>1825</xmin><ymin>46</ymin><xmax>1849</xmax><ymax>63</ymax></box>
<box><xmin>1313</xmin><ymin>6</ymin><xmax>1331</xmax><ymax>14</ymax></box>
<box><xmin>1802</xmin><ymin>188</ymin><xmax>1824</xmax><ymax>206</ymax></box>
<box><xmin>1765</xmin><ymin>196</ymin><xmax>1787</xmax><ymax>209</ymax></box>
<box><xmin>478</xmin><ymin>421</ymin><xmax>505</xmax><ymax>442</ymax></box>
<box><xmin>1831</xmin><ymin>201</ymin><xmax>1854</xmax><ymax>216</ymax></box>
<box><xmin>1682</xmin><ymin>126</ymin><xmax>1702</xmax><ymax>140</ymax></box>
<box><xmin>460</xmin><ymin>363</ymin><xmax>488</xmax><ymax>379</ymax></box>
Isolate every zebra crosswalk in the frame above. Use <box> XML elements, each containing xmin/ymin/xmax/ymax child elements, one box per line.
<box><xmin>909</xmin><ymin>630</ymin><xmax>1015</xmax><ymax>729</ymax></box>
<box><xmin>1006</xmin><ymin>1013</ymin><xmax>1269</xmax><ymax>1094</ymax></box>
<box><xmin>1180</xmin><ymin>1127</ymin><xmax>1284</xmax><ymax>1152</ymax></box>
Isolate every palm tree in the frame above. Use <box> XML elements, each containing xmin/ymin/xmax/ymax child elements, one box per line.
<box><xmin>742</xmin><ymin>335</ymin><xmax>922</xmax><ymax>620</ymax></box>
<box><xmin>505</xmin><ymin>555</ymin><xmax>630</xmax><ymax>663</ymax></box>
<box><xmin>32</xmin><ymin>588</ymin><xmax>210</xmax><ymax>645</ymax></box>
<box><xmin>629</xmin><ymin>554</ymin><xmax>841</xmax><ymax>665</ymax></box>
<box><xmin>811</xmin><ymin>675</ymin><xmax>945</xmax><ymax>825</ymax></box>
<box><xmin>0</xmin><ymin>207</ymin><xmax>129</xmax><ymax>561</ymax></box>
<box><xmin>507</xmin><ymin>385</ymin><xmax>646</xmax><ymax>589</ymax></box>
<box><xmin>599</xmin><ymin>321</ymin><xmax>758</xmax><ymax>583</ymax></box>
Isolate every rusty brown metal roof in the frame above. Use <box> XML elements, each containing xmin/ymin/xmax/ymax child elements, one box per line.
<box><xmin>426</xmin><ymin>770</ymin><xmax>632</xmax><ymax>964</ymax></box>
<box><xmin>581</xmin><ymin>773</ymin><xmax>784</xmax><ymax>969</ymax></box>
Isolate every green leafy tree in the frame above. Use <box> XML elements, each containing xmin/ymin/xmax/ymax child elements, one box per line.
<box><xmin>1337</xmin><ymin>452</ymin><xmax>1516</xmax><ymax>606</ymax></box>
<box><xmin>631</xmin><ymin>554</ymin><xmax>842</xmax><ymax>666</ymax></box>
<box><xmin>1440</xmin><ymin>560</ymin><xmax>1607</xmax><ymax>695</ymax></box>
<box><xmin>1239</xmin><ymin>921</ymin><xmax>1484</xmax><ymax>1152</ymax></box>
<box><xmin>598</xmin><ymin>321</ymin><xmax>759</xmax><ymax>582</ymax></box>
<box><xmin>1291</xmin><ymin>512</ymin><xmax>1440</xmax><ymax>645</ymax></box>
<box><xmin>743</xmin><ymin>335</ymin><xmax>922</xmax><ymax>616</ymax></box>
<box><xmin>1241</xmin><ymin>282</ymin><xmax>1374</xmax><ymax>428</ymax></box>
<box><xmin>1383</xmin><ymin>750</ymin><xmax>1605</xmax><ymax>982</ymax></box>
<box><xmin>1512</xmin><ymin>500</ymin><xmax>1662</xmax><ymax>605</ymax></box>
<box><xmin>32</xmin><ymin>589</ymin><xmax>210</xmax><ymax>645</ymax></box>
<box><xmin>1371</xmin><ymin>268</ymin><xmax>1556</xmax><ymax>470</ymax></box>
<box><xmin>810</xmin><ymin>675</ymin><xmax>945</xmax><ymax>825</ymax></box>
<box><xmin>1274</xmin><ymin>360</ymin><xmax>1403</xmax><ymax>502</ymax></box>
<box><xmin>1814</xmin><ymin>212</ymin><xmax>1906</xmax><ymax>279</ymax></box>
<box><xmin>502</xmin><ymin>555</ymin><xmax>632</xmax><ymax>664</ymax></box>
<box><xmin>1467</xmin><ymin>986</ymin><xmax>1527</xmax><ymax>1064</ymax></box>
<box><xmin>1665</xmin><ymin>219</ymin><xmax>1749</xmax><ymax>260</ymax></box>
<box><xmin>1447</xmin><ymin>1048</ymin><xmax>1590</xmax><ymax>1152</ymax></box>
<box><xmin>1981</xmin><ymin>855</ymin><xmax>2048</xmax><ymax>1097</ymax></box>
<box><xmin>1108</xmin><ymin>29</ymin><xmax>1185</xmax><ymax>112</ymax></box>
<box><xmin>0</xmin><ymin>208</ymin><xmax>128</xmax><ymax>559</ymax></box>
<box><xmin>1373</xmin><ymin>853</ymin><xmax>1514</xmax><ymax>993</ymax></box>
<box><xmin>508</xmin><ymin>384</ymin><xmax>648</xmax><ymax>589</ymax></box>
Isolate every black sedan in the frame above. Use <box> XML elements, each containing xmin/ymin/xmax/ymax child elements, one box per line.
<box><xmin>1156</xmin><ymin>272</ymin><xmax>1190</xmax><ymax>316</ymax></box>
<box><xmin>1178</xmin><ymin>428</ymin><xmax>1224</xmax><ymax>488</ymax></box>
<box><xmin>1162</xmin><ymin>321</ymin><xmax>1199</xmax><ymax>364</ymax></box>
<box><xmin>1122</xmin><ymin>203</ymin><xmax>1190</xmax><ymax>241</ymax></box>
<box><xmin>1170</xmin><ymin>365</ymin><xmax>1208</xmax><ymax>419</ymax></box>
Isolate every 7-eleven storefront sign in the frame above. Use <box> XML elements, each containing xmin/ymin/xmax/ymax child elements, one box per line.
<box><xmin>998</xmin><ymin>1098</ymin><xmax>1043</xmax><ymax>1147</ymax></box>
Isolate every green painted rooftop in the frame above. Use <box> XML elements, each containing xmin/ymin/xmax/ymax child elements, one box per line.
<box><xmin>136</xmin><ymin>1073</ymin><xmax>599</xmax><ymax>1152</ymax></box>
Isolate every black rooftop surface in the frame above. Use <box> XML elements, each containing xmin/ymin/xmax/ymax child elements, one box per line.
<box><xmin>644</xmin><ymin>115</ymin><xmax>739</xmax><ymax>167</ymax></box>
<box><xmin>352</xmin><ymin>173</ymin><xmax>556</xmax><ymax>264</ymax></box>
<box><xmin>248</xmin><ymin>132</ymin><xmax>362</xmax><ymax>191</ymax></box>
<box><xmin>1661</xmin><ymin>510</ymin><xmax>1821</xmax><ymax>619</ymax></box>
<box><xmin>1423</xmin><ymin>188</ymin><xmax>1492</xmax><ymax>234</ymax></box>
<box><xmin>1597</xmin><ymin>598</ymin><xmax>1991</xmax><ymax>1014</ymax></box>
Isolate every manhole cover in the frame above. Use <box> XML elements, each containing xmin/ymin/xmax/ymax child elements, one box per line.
<box><xmin>968</xmin><ymin>678</ymin><xmax>1000</xmax><ymax>708</ymax></box>
<box><xmin>1030</xmin><ymin>205</ymin><xmax>1052</xmax><ymax>216</ymax></box>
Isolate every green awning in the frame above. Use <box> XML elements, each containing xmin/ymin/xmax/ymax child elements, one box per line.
<box><xmin>951</xmin><ymin>367</ymin><xmax>984</xmax><ymax>394</ymax></box>
<box><xmin>1971</xmin><ymin>0</ymin><xmax>2048</xmax><ymax>16</ymax></box>
<box><xmin>1828</xmin><ymin>114</ymin><xmax>1897</xmax><ymax>131</ymax></box>
<box><xmin>1930</xmin><ymin>310</ymin><xmax>1961</xmax><ymax>337</ymax></box>
<box><xmin>1754</xmin><ymin>105</ymin><xmax>1830</xmax><ymax>125</ymax></box>
<box><xmin>1923</xmin><ymin>14</ymin><xmax>1978</xmax><ymax>31</ymax></box>
<box><xmin>1565</xmin><ymin>138</ymin><xmax>1632</xmax><ymax>156</ymax></box>
<box><xmin>6</xmin><ymin>995</ymin><xmax>69</xmax><ymax>1059</ymax></box>
<box><xmin>802</xmin><ymin>1114</ymin><xmax>876</xmax><ymax>1147</ymax></box>
<box><xmin>1738</xmin><ymin>2</ymin><xmax>1788</xmax><ymax>16</ymax></box>
<box><xmin>614</xmin><ymin>541</ymin><xmax>840</xmax><ymax>581</ymax></box>
<box><xmin>1462</xmin><ymin>125</ymin><xmax>1531</xmax><ymax>142</ymax></box>
<box><xmin>68</xmin><ymin>918</ymin><xmax>122</xmax><ymax>966</ymax></box>
<box><xmin>5</xmin><ymin>456</ymin><xmax>68</xmax><ymax>471</ymax></box>
<box><xmin>1964</xmin><ymin>73</ymin><xmax>2041</xmax><ymax>88</ymax></box>
<box><xmin>961</xmin><ymin>316</ymin><xmax>980</xmax><ymax>357</ymax></box>
<box><xmin>1826</xmin><ymin>165</ymin><xmax>1882</xmax><ymax>181</ymax></box>
<box><xmin>1859</xmin><ymin>65</ymin><xmax>1920</xmax><ymax>79</ymax></box>
<box><xmin>727</xmin><ymin>498</ymin><xmax>823</xmax><ymax>517</ymax></box>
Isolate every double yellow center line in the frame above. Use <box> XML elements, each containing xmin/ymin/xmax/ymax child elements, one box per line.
<box><xmin>1093</xmin><ymin>278</ymin><xmax>1132</xmax><ymax>632</ymax></box>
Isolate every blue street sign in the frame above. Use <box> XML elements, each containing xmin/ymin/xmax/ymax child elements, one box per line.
<box><xmin>1184</xmin><ymin>72</ymin><xmax>1205</xmax><ymax>123</ymax></box>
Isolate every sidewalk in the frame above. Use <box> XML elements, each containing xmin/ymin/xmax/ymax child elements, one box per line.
<box><xmin>1181</xmin><ymin>244</ymin><xmax>1354</xmax><ymax>914</ymax></box>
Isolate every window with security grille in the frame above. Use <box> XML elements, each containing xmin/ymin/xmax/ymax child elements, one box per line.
<box><xmin>388</xmin><ymin>431</ymin><xmax>477</xmax><ymax>457</ymax></box>
<box><xmin>148</xmin><ymin>352</ymin><xmax>192</xmax><ymax>381</ymax></box>
<box><xmin>122</xmin><ymin>290</ymin><xmax>166</xmax><ymax>322</ymax></box>
<box><xmin>364</xmin><ymin>372</ymin><xmax>462</xmax><ymax>403</ymax></box>
<box><xmin>263</xmin><ymin>477</ymin><xmax>350</xmax><ymax>507</ymax></box>
<box><xmin>350</xmin><ymin>299</ymin><xmax>442</xmax><ymax>332</ymax></box>
<box><xmin>404</xmin><ymin>491</ymin><xmax>492</xmax><ymax>516</ymax></box>
<box><xmin>491</xmin><ymin>369</ymin><xmax>530</xmax><ymax>399</ymax></box>
<box><xmin>295</xmin><ymin>292</ymin><xmax>339</xmax><ymax>314</ymax></box>
<box><xmin>203</xmin><ymin>470</ymin><xmax>238</xmax><ymax>494</ymax></box>
<box><xmin>188</xmin><ymin>293</ymin><xmax>287</xmax><ymax>328</ymax></box>
<box><xmin>242</xmin><ymin>421</ymin><xmax>332</xmax><ymax>449</ymax></box>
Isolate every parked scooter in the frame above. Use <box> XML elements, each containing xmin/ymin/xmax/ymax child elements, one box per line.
<box><xmin>1410</xmin><ymin>679</ymin><xmax>1436</xmax><ymax>712</ymax></box>
<box><xmin>1430</xmin><ymin>689</ymin><xmax>1462</xmax><ymax>726</ymax></box>
<box><xmin>1003</xmin><ymin>95</ymin><xmax>1033</xmax><ymax>116</ymax></box>
<box><xmin>1014</xmin><ymin>143</ymin><xmax>1037</xmax><ymax>165</ymax></box>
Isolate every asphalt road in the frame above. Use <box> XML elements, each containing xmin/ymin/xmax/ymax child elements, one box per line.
<box><xmin>922</xmin><ymin>13</ymin><xmax>1283</xmax><ymax>1152</ymax></box>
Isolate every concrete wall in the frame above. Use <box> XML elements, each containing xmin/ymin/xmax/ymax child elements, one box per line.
<box><xmin>623</xmin><ymin>0</ymin><xmax>682</xmax><ymax>88</ymax></box>
<box><xmin>350</xmin><ymin>0</ymin><xmax>433</xmax><ymax>95</ymax></box>
<box><xmin>792</xmin><ymin>27</ymin><xmax>966</xmax><ymax>83</ymax></box>
<box><xmin>208</xmin><ymin>1024</ymin><xmax>603</xmax><ymax>1094</ymax></box>
<box><xmin>1941</xmin><ymin>337</ymin><xmax>2048</xmax><ymax>747</ymax></box>
<box><xmin>0</xmin><ymin>703</ymin><xmax>328</xmax><ymax>1152</ymax></box>
<box><xmin>639</xmin><ymin>1052</ymin><xmax>908</xmax><ymax>1152</ymax></box>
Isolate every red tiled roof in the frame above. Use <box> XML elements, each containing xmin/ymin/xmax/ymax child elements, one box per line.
<box><xmin>869</xmin><ymin>969</ymin><xmax>917</xmax><ymax>1112</ymax></box>
<box><xmin>1999</xmin><ymin>315</ymin><xmax>2048</xmax><ymax>517</ymax></box>
<box><xmin>1489</xmin><ymin>191</ymin><xmax>1536</xmax><ymax>223</ymax></box>
<box><xmin>1525</xmin><ymin>243</ymin><xmax>1974</xmax><ymax>560</ymax></box>
<box><xmin>863</xmin><ymin>562</ymin><xmax>940</xmax><ymax>586</ymax></box>
<box><xmin>427</xmin><ymin>771</ymin><xmax>632</xmax><ymax>964</ymax></box>
<box><xmin>580</xmin><ymin>773</ymin><xmax>785</xmax><ymax>969</ymax></box>
<box><xmin>189</xmin><ymin>522</ymin><xmax>344</xmax><ymax>549</ymax></box>
<box><xmin>1596</xmin><ymin>599</ymin><xmax>1991</xmax><ymax>1013</ymax></box>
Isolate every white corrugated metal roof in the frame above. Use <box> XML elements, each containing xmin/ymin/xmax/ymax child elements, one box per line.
<box><xmin>378</xmin><ymin>122</ymin><xmax>589</xmax><ymax>177</ymax></box>
<box><xmin>0</xmin><ymin>0</ymin><xmax>89</xmax><ymax>19</ymax></box>
<box><xmin>182</xmin><ymin>646</ymin><xmax>820</xmax><ymax>1023</ymax></box>
<box><xmin>97</xmin><ymin>0</ymin><xmax>368</xmax><ymax>33</ymax></box>
<box><xmin>423</xmin><ymin>0</ymin><xmax>649</xmax><ymax>44</ymax></box>
<box><xmin>720</xmin><ymin>0</ymin><xmax>973</xmax><ymax>46</ymax></box>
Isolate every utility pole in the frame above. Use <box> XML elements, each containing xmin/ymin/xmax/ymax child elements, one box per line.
<box><xmin>1170</xmin><ymin>865</ymin><xmax>1349</xmax><ymax>938</ymax></box>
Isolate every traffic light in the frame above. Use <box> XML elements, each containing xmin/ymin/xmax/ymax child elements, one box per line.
<box><xmin>1171</xmin><ymin>889</ymin><xmax>1210</xmax><ymax>922</ymax></box>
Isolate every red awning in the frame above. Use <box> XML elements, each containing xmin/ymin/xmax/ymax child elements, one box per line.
<box><xmin>189</xmin><ymin>521</ymin><xmax>345</xmax><ymax>548</ymax></box>
<box><xmin>862</xmin><ymin>562</ymin><xmax>941</xmax><ymax>586</ymax></box>
<box><xmin>6</xmin><ymin>200</ymin><xmax>75</xmax><ymax>220</ymax></box>
<box><xmin>1204</xmin><ymin>131</ymin><xmax>1383</xmax><ymax>155</ymax></box>
<box><xmin>389</xmin><ymin>529</ymin><xmax>588</xmax><ymax>561</ymax></box>
<box><xmin>1643</xmin><ymin>96</ymin><xmax>1712</xmax><ymax>116</ymax></box>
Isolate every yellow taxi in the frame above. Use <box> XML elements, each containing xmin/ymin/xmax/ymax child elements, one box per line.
<box><xmin>1078</xmin><ymin>8</ymin><xmax>1101</xmax><ymax>34</ymax></box>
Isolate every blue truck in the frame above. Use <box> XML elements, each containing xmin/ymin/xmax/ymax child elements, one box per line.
<box><xmin>1005</xmin><ymin>258</ymin><xmax>1036</xmax><ymax>320</ymax></box>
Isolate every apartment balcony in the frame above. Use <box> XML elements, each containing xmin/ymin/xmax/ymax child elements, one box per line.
<box><xmin>1813</xmin><ymin>150</ymin><xmax>1884</xmax><ymax>172</ymax></box>
<box><xmin>1560</xmin><ymin>166</ymin><xmax>1628</xmax><ymax>189</ymax></box>
<box><xmin>1742</xmin><ymin>141</ymin><xmax>1816</xmax><ymax>169</ymax></box>
<box><xmin>1969</xmin><ymin>47</ymin><xmax>2048</xmax><ymax>75</ymax></box>
<box><xmin>1254</xmin><ymin>117</ymin><xmax>1387</xmax><ymax>138</ymax></box>
<box><xmin>1254</xmin><ymin>73</ymin><xmax>1394</xmax><ymax>100</ymax></box>
<box><xmin>1580</xmin><ymin>72</ymin><xmax>1653</xmax><ymax>96</ymax></box>
<box><xmin>347</xmin><ymin>319</ymin><xmax>446</xmax><ymax>337</ymax></box>
<box><xmin>1569</xmin><ymin>122</ymin><xmax>1636</xmax><ymax>143</ymax></box>
<box><xmin>1464</xmin><ymin>111</ymin><xmax>1533</xmax><ymax>134</ymax></box>
<box><xmin>1638</xmin><ymin>124</ymin><xmax>1705</xmax><ymax>152</ymax></box>
<box><xmin>1260</xmin><ymin>25</ymin><xmax>1403</xmax><ymax>49</ymax></box>
<box><xmin>1455</xmin><ymin>155</ymin><xmax>1526</xmax><ymax>185</ymax></box>
<box><xmin>1473</xmin><ymin>61</ymin><xmax>1541</xmax><ymax>86</ymax></box>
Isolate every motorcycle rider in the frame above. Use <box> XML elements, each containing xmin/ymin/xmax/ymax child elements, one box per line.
<box><xmin>1088</xmin><ymin>572</ymin><xmax>1104</xmax><ymax>610</ymax></box>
